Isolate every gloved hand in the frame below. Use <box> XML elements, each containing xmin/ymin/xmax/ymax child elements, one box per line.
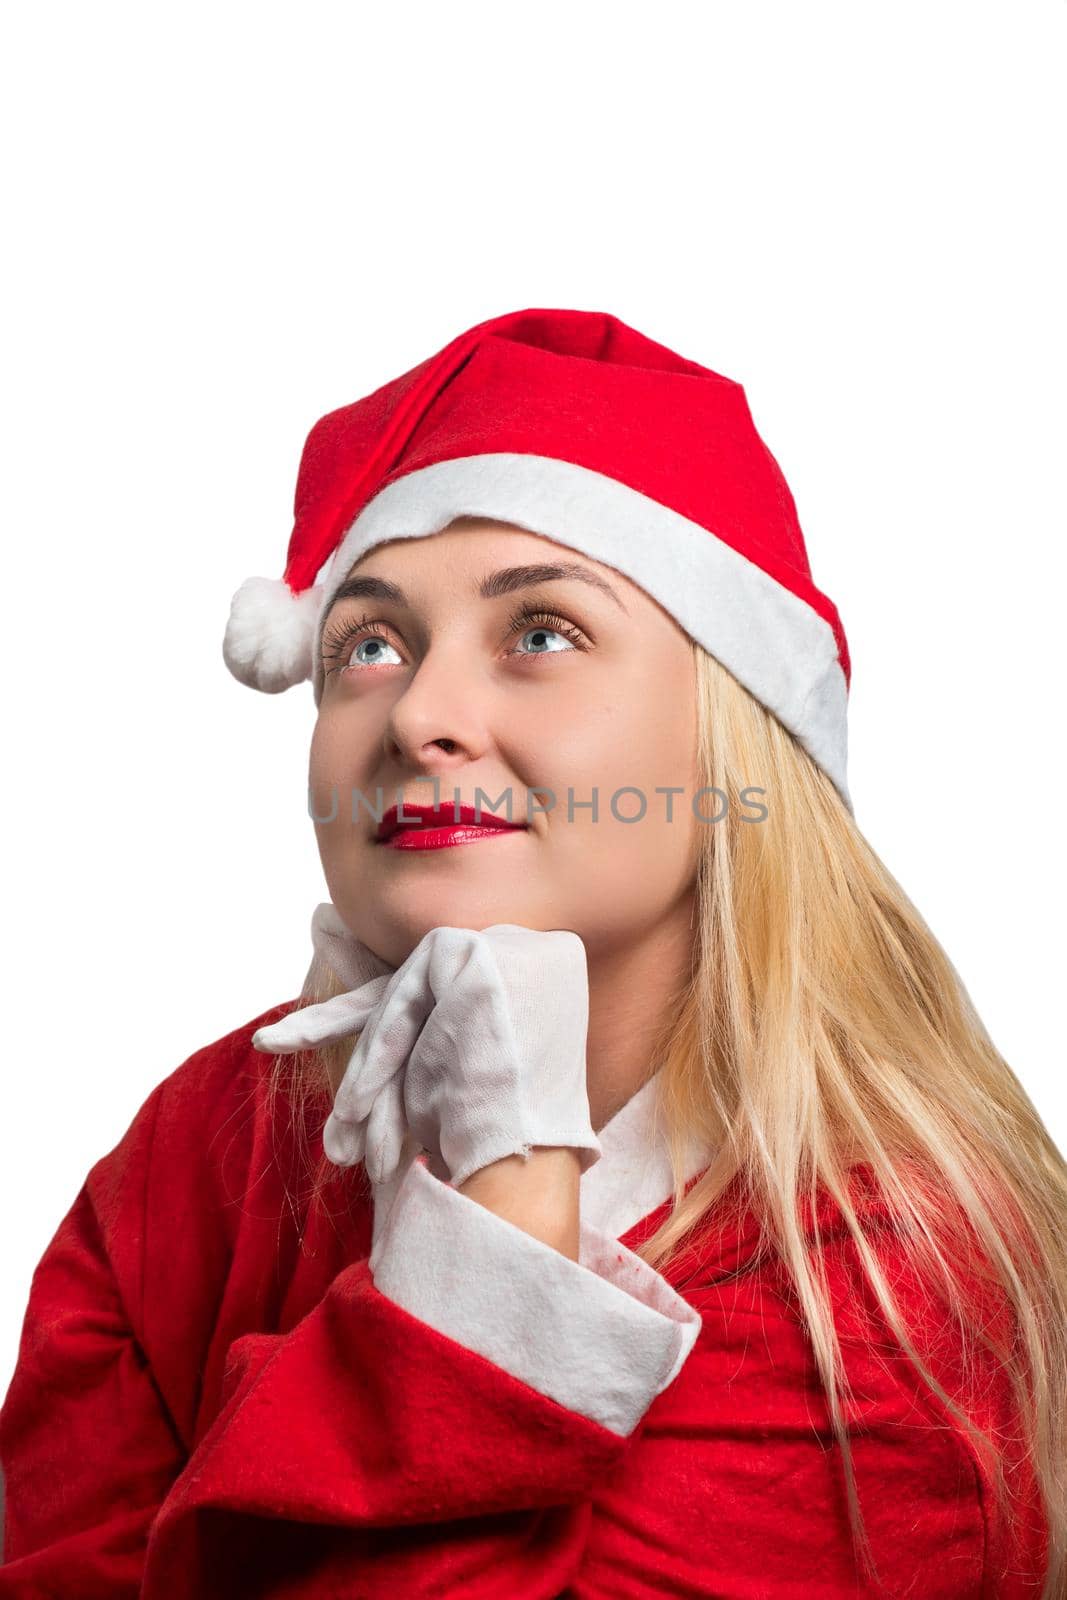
<box><xmin>253</xmin><ymin>919</ymin><xmax>602</xmax><ymax>1191</ymax></box>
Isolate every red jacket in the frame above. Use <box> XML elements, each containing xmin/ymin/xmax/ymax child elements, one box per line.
<box><xmin>0</xmin><ymin>1000</ymin><xmax>1050</xmax><ymax>1598</ymax></box>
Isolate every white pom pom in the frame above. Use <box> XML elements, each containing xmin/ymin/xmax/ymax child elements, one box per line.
<box><xmin>222</xmin><ymin>576</ymin><xmax>324</xmax><ymax>693</ymax></box>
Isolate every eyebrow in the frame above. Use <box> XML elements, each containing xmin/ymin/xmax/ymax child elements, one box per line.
<box><xmin>321</xmin><ymin>560</ymin><xmax>629</xmax><ymax>627</ymax></box>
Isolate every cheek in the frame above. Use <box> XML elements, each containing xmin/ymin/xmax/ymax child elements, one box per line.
<box><xmin>309</xmin><ymin>707</ymin><xmax>376</xmax><ymax>790</ymax></box>
<box><xmin>538</xmin><ymin>670</ymin><xmax>701</xmax><ymax>881</ymax></box>
<box><xmin>308</xmin><ymin>710</ymin><xmax>382</xmax><ymax>851</ymax></box>
<box><xmin>538</xmin><ymin>658</ymin><xmax>699</xmax><ymax>810</ymax></box>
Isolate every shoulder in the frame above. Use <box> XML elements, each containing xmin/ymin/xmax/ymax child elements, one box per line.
<box><xmin>146</xmin><ymin>996</ymin><xmax>305</xmax><ymax>1159</ymax></box>
<box><xmin>18</xmin><ymin>998</ymin><xmax>313</xmax><ymax>1381</ymax></box>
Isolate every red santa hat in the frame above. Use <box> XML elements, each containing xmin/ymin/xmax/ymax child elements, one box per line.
<box><xmin>222</xmin><ymin>307</ymin><xmax>852</xmax><ymax>811</ymax></box>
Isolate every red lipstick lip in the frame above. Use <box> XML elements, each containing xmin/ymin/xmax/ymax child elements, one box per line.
<box><xmin>376</xmin><ymin>804</ymin><xmax>527</xmax><ymax>844</ymax></box>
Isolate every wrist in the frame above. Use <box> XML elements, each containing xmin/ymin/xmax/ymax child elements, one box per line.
<box><xmin>456</xmin><ymin>1146</ymin><xmax>582</xmax><ymax>1260</ymax></box>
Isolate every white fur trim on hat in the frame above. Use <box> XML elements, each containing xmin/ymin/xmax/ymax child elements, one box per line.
<box><xmin>311</xmin><ymin>453</ymin><xmax>852</xmax><ymax>811</ymax></box>
<box><xmin>222</xmin><ymin>575</ymin><xmax>325</xmax><ymax>694</ymax></box>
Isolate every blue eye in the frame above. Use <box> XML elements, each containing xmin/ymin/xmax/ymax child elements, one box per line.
<box><xmin>506</xmin><ymin>606</ymin><xmax>587</xmax><ymax>657</ymax></box>
<box><xmin>321</xmin><ymin>613</ymin><xmax>404</xmax><ymax>675</ymax></box>
<box><xmin>513</xmin><ymin>625</ymin><xmax>576</xmax><ymax>656</ymax></box>
<box><xmin>350</xmin><ymin>635</ymin><xmax>403</xmax><ymax>668</ymax></box>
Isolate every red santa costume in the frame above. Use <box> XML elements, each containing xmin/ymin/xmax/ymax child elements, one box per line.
<box><xmin>0</xmin><ymin>309</ymin><xmax>1050</xmax><ymax>1595</ymax></box>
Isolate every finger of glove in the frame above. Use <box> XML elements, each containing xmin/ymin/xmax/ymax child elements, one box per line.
<box><xmin>332</xmin><ymin>946</ymin><xmax>436</xmax><ymax>1124</ymax></box>
<box><xmin>479</xmin><ymin>925</ymin><xmax>590</xmax><ymax>1069</ymax></box>
<box><xmin>403</xmin><ymin>936</ymin><xmax>524</xmax><ymax>1172</ymax></box>
<box><xmin>251</xmin><ymin>979</ymin><xmax>391</xmax><ymax>1053</ymax></box>
<box><xmin>487</xmin><ymin>927</ymin><xmax>593</xmax><ymax>1150</ymax></box>
<box><xmin>362</xmin><ymin>1073</ymin><xmax>408</xmax><ymax>1186</ymax></box>
<box><xmin>322</xmin><ymin>1107</ymin><xmax>367</xmax><ymax>1168</ymax></box>
<box><xmin>423</xmin><ymin>924</ymin><xmax>486</xmax><ymax>1000</ymax></box>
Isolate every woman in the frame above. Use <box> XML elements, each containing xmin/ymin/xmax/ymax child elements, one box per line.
<box><xmin>1</xmin><ymin>308</ymin><xmax>1062</xmax><ymax>1597</ymax></box>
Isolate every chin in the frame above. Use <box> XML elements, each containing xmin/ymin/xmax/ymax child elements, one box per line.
<box><xmin>363</xmin><ymin>893</ymin><xmax>545</xmax><ymax>963</ymax></box>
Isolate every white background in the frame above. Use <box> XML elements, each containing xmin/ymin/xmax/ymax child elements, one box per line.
<box><xmin>2</xmin><ymin>3</ymin><xmax>1064</xmax><ymax>1395</ymax></box>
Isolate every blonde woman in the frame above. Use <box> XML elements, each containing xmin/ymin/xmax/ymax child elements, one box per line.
<box><xmin>1</xmin><ymin>309</ymin><xmax>1061</xmax><ymax>1597</ymax></box>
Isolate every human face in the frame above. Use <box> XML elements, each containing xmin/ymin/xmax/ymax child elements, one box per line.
<box><xmin>309</xmin><ymin>518</ymin><xmax>702</xmax><ymax>969</ymax></box>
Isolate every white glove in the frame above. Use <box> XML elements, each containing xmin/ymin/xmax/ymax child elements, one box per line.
<box><xmin>254</xmin><ymin>919</ymin><xmax>602</xmax><ymax>1191</ymax></box>
<box><xmin>348</xmin><ymin>923</ymin><xmax>602</xmax><ymax>1190</ymax></box>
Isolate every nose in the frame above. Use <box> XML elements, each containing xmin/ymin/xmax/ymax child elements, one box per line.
<box><xmin>381</xmin><ymin>643</ymin><xmax>490</xmax><ymax>772</ymax></box>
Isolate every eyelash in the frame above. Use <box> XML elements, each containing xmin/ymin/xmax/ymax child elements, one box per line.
<box><xmin>320</xmin><ymin>603</ymin><xmax>589</xmax><ymax>676</ymax></box>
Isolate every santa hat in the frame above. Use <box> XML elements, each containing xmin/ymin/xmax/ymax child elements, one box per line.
<box><xmin>222</xmin><ymin>307</ymin><xmax>852</xmax><ymax>811</ymax></box>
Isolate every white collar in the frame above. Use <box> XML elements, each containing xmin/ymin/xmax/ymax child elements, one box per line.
<box><xmin>582</xmin><ymin>1073</ymin><xmax>712</xmax><ymax>1237</ymax></box>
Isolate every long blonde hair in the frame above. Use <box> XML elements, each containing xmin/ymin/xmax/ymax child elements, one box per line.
<box><xmin>268</xmin><ymin>643</ymin><xmax>1066</xmax><ymax>1594</ymax></box>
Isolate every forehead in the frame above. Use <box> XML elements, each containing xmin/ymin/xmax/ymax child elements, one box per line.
<box><xmin>335</xmin><ymin>520</ymin><xmax>634</xmax><ymax>613</ymax></box>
